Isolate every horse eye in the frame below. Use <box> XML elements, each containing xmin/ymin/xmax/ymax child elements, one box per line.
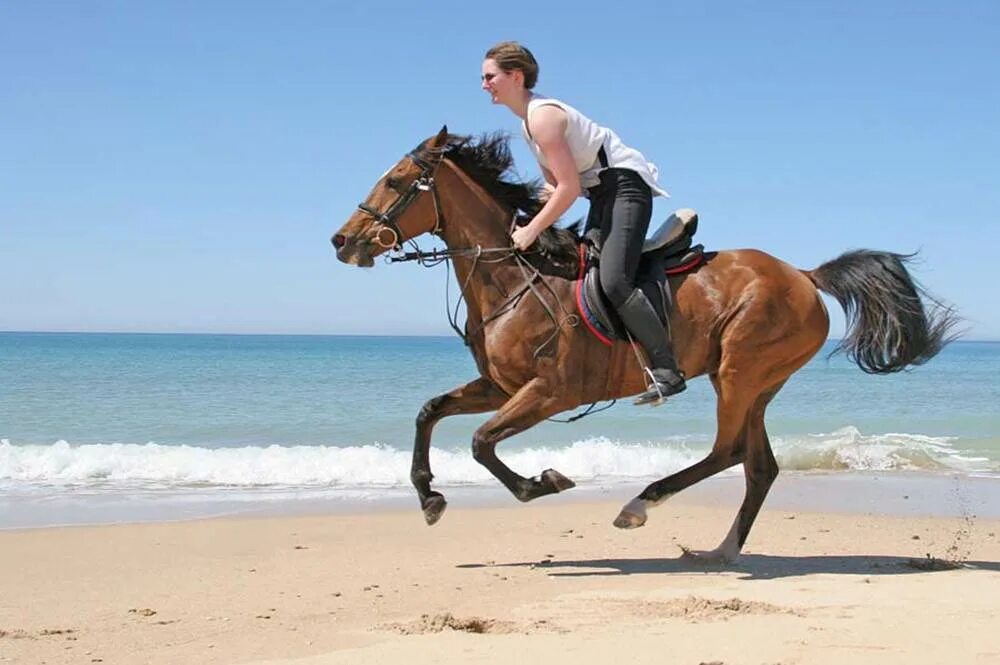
<box><xmin>385</xmin><ymin>177</ymin><xmax>404</xmax><ymax>192</ymax></box>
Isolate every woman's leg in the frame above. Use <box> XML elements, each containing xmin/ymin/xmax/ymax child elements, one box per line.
<box><xmin>596</xmin><ymin>170</ymin><xmax>686</xmax><ymax>404</ymax></box>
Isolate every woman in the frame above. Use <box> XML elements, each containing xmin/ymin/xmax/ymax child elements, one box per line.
<box><xmin>481</xmin><ymin>41</ymin><xmax>686</xmax><ymax>405</ymax></box>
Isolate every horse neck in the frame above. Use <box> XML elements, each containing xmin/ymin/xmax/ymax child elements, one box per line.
<box><xmin>435</xmin><ymin>160</ymin><xmax>526</xmax><ymax>320</ymax></box>
<box><xmin>436</xmin><ymin>160</ymin><xmax>512</xmax><ymax>251</ymax></box>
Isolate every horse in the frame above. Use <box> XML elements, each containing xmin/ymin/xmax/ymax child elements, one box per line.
<box><xmin>331</xmin><ymin>127</ymin><xmax>958</xmax><ymax>562</ymax></box>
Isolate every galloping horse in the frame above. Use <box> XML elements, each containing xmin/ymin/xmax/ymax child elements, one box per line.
<box><xmin>332</xmin><ymin>127</ymin><xmax>957</xmax><ymax>562</ymax></box>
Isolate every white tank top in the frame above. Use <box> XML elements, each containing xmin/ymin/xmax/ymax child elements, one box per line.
<box><xmin>521</xmin><ymin>93</ymin><xmax>669</xmax><ymax>198</ymax></box>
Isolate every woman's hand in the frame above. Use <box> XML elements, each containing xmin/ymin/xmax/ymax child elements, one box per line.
<box><xmin>511</xmin><ymin>223</ymin><xmax>541</xmax><ymax>251</ymax></box>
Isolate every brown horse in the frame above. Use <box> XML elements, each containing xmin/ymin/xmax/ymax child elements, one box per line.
<box><xmin>332</xmin><ymin>128</ymin><xmax>958</xmax><ymax>562</ymax></box>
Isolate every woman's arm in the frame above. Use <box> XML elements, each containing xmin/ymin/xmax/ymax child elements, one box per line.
<box><xmin>539</xmin><ymin>164</ymin><xmax>557</xmax><ymax>187</ymax></box>
<box><xmin>512</xmin><ymin>105</ymin><xmax>582</xmax><ymax>250</ymax></box>
<box><xmin>538</xmin><ymin>166</ymin><xmax>557</xmax><ymax>203</ymax></box>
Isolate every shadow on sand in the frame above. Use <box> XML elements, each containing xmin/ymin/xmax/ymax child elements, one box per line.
<box><xmin>458</xmin><ymin>554</ymin><xmax>1000</xmax><ymax>580</ymax></box>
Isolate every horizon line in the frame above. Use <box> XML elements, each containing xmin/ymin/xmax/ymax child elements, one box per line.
<box><xmin>2</xmin><ymin>330</ymin><xmax>998</xmax><ymax>344</ymax></box>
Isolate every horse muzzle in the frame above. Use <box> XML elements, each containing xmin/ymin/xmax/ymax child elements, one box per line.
<box><xmin>331</xmin><ymin>234</ymin><xmax>376</xmax><ymax>267</ymax></box>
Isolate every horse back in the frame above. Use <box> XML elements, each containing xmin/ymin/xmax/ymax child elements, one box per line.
<box><xmin>669</xmin><ymin>249</ymin><xmax>830</xmax><ymax>379</ymax></box>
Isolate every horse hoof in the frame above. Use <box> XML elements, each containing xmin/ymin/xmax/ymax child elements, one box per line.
<box><xmin>613</xmin><ymin>510</ymin><xmax>646</xmax><ymax>529</ymax></box>
<box><xmin>679</xmin><ymin>546</ymin><xmax>738</xmax><ymax>565</ymax></box>
<box><xmin>422</xmin><ymin>494</ymin><xmax>447</xmax><ymax>526</ymax></box>
<box><xmin>542</xmin><ymin>469</ymin><xmax>575</xmax><ymax>493</ymax></box>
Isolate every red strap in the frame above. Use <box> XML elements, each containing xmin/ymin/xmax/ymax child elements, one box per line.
<box><xmin>665</xmin><ymin>254</ymin><xmax>705</xmax><ymax>275</ymax></box>
<box><xmin>575</xmin><ymin>244</ymin><xmax>613</xmax><ymax>346</ymax></box>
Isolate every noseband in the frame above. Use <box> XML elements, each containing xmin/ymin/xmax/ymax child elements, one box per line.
<box><xmin>356</xmin><ymin>150</ymin><xmax>446</xmax><ymax>250</ymax></box>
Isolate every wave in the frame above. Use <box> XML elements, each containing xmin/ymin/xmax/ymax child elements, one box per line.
<box><xmin>0</xmin><ymin>437</ymin><xmax>697</xmax><ymax>490</ymax></box>
<box><xmin>1</xmin><ymin>427</ymin><xmax>995</xmax><ymax>492</ymax></box>
<box><xmin>771</xmin><ymin>426</ymin><xmax>992</xmax><ymax>473</ymax></box>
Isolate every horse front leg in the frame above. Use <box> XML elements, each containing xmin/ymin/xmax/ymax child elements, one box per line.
<box><xmin>471</xmin><ymin>378</ymin><xmax>576</xmax><ymax>503</ymax></box>
<box><xmin>413</xmin><ymin>377</ymin><xmax>507</xmax><ymax>525</ymax></box>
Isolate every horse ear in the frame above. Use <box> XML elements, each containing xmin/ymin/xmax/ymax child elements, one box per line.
<box><xmin>431</xmin><ymin>125</ymin><xmax>448</xmax><ymax>148</ymax></box>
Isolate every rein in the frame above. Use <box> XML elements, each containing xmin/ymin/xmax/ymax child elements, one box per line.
<box><xmin>386</xmin><ymin>245</ymin><xmax>516</xmax><ymax>267</ymax></box>
<box><xmin>387</xmin><ymin>242</ymin><xmax>571</xmax><ymax>357</ymax></box>
<box><xmin>387</xmin><ymin>242</ymin><xmax>527</xmax><ymax>343</ymax></box>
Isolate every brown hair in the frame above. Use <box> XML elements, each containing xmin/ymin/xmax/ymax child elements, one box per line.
<box><xmin>484</xmin><ymin>41</ymin><xmax>539</xmax><ymax>89</ymax></box>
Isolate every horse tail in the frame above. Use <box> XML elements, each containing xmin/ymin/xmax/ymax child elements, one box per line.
<box><xmin>804</xmin><ymin>250</ymin><xmax>961</xmax><ymax>374</ymax></box>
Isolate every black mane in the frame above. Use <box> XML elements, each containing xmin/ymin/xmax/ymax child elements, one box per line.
<box><xmin>417</xmin><ymin>132</ymin><xmax>582</xmax><ymax>278</ymax></box>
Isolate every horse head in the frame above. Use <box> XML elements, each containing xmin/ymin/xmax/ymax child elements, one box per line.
<box><xmin>332</xmin><ymin>126</ymin><xmax>449</xmax><ymax>267</ymax></box>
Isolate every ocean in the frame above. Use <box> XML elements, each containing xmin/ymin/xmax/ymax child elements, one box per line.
<box><xmin>2</xmin><ymin>332</ymin><xmax>998</xmax><ymax>528</ymax></box>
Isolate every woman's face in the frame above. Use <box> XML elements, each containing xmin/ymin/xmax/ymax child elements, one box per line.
<box><xmin>481</xmin><ymin>58</ymin><xmax>522</xmax><ymax>105</ymax></box>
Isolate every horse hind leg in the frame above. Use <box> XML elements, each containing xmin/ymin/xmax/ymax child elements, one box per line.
<box><xmin>614</xmin><ymin>372</ymin><xmax>752</xmax><ymax>529</ymax></box>
<box><xmin>689</xmin><ymin>296</ymin><xmax>827</xmax><ymax>560</ymax></box>
<box><xmin>471</xmin><ymin>378</ymin><xmax>577</xmax><ymax>503</ymax></box>
<box><xmin>684</xmin><ymin>381</ymin><xmax>785</xmax><ymax>563</ymax></box>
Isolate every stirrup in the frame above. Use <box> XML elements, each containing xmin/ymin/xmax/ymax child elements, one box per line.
<box><xmin>634</xmin><ymin>368</ymin><xmax>687</xmax><ymax>406</ymax></box>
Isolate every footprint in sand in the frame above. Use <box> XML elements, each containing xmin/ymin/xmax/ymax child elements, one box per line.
<box><xmin>381</xmin><ymin>613</ymin><xmax>557</xmax><ymax>635</ymax></box>
<box><xmin>624</xmin><ymin>596</ymin><xmax>803</xmax><ymax>622</ymax></box>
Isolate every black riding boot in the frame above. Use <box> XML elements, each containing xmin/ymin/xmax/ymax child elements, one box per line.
<box><xmin>616</xmin><ymin>289</ymin><xmax>687</xmax><ymax>405</ymax></box>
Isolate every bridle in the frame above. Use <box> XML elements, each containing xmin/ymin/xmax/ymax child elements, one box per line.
<box><xmin>354</xmin><ymin>146</ymin><xmax>529</xmax><ymax>268</ymax></box>
<box><xmin>356</xmin><ymin>149</ymin><xmax>446</xmax><ymax>252</ymax></box>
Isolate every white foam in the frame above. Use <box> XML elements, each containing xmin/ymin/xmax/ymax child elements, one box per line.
<box><xmin>772</xmin><ymin>426</ymin><xmax>989</xmax><ymax>473</ymax></box>
<box><xmin>0</xmin><ymin>429</ymin><xmax>994</xmax><ymax>493</ymax></box>
<box><xmin>0</xmin><ymin>437</ymin><xmax>701</xmax><ymax>490</ymax></box>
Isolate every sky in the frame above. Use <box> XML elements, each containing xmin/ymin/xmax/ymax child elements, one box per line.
<box><xmin>2</xmin><ymin>1</ymin><xmax>998</xmax><ymax>339</ymax></box>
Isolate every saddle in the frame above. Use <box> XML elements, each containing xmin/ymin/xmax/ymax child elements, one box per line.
<box><xmin>575</xmin><ymin>208</ymin><xmax>709</xmax><ymax>346</ymax></box>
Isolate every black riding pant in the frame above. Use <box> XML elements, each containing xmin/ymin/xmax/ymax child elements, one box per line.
<box><xmin>585</xmin><ymin>168</ymin><xmax>653</xmax><ymax>308</ymax></box>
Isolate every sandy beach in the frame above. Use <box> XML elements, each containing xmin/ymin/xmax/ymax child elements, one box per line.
<box><xmin>2</xmin><ymin>474</ymin><xmax>1000</xmax><ymax>665</ymax></box>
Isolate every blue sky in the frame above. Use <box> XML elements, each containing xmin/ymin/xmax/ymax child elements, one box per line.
<box><xmin>2</xmin><ymin>1</ymin><xmax>997</xmax><ymax>338</ymax></box>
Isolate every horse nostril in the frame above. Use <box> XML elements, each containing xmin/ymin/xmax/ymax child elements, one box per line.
<box><xmin>332</xmin><ymin>234</ymin><xmax>346</xmax><ymax>248</ymax></box>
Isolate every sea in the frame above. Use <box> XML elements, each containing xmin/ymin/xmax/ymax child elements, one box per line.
<box><xmin>2</xmin><ymin>332</ymin><xmax>999</xmax><ymax>529</ymax></box>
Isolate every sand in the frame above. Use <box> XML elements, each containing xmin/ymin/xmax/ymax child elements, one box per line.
<box><xmin>2</xmin><ymin>476</ymin><xmax>1000</xmax><ymax>665</ymax></box>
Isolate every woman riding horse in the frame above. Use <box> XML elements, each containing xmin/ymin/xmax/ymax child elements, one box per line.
<box><xmin>482</xmin><ymin>41</ymin><xmax>685</xmax><ymax>406</ymax></box>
